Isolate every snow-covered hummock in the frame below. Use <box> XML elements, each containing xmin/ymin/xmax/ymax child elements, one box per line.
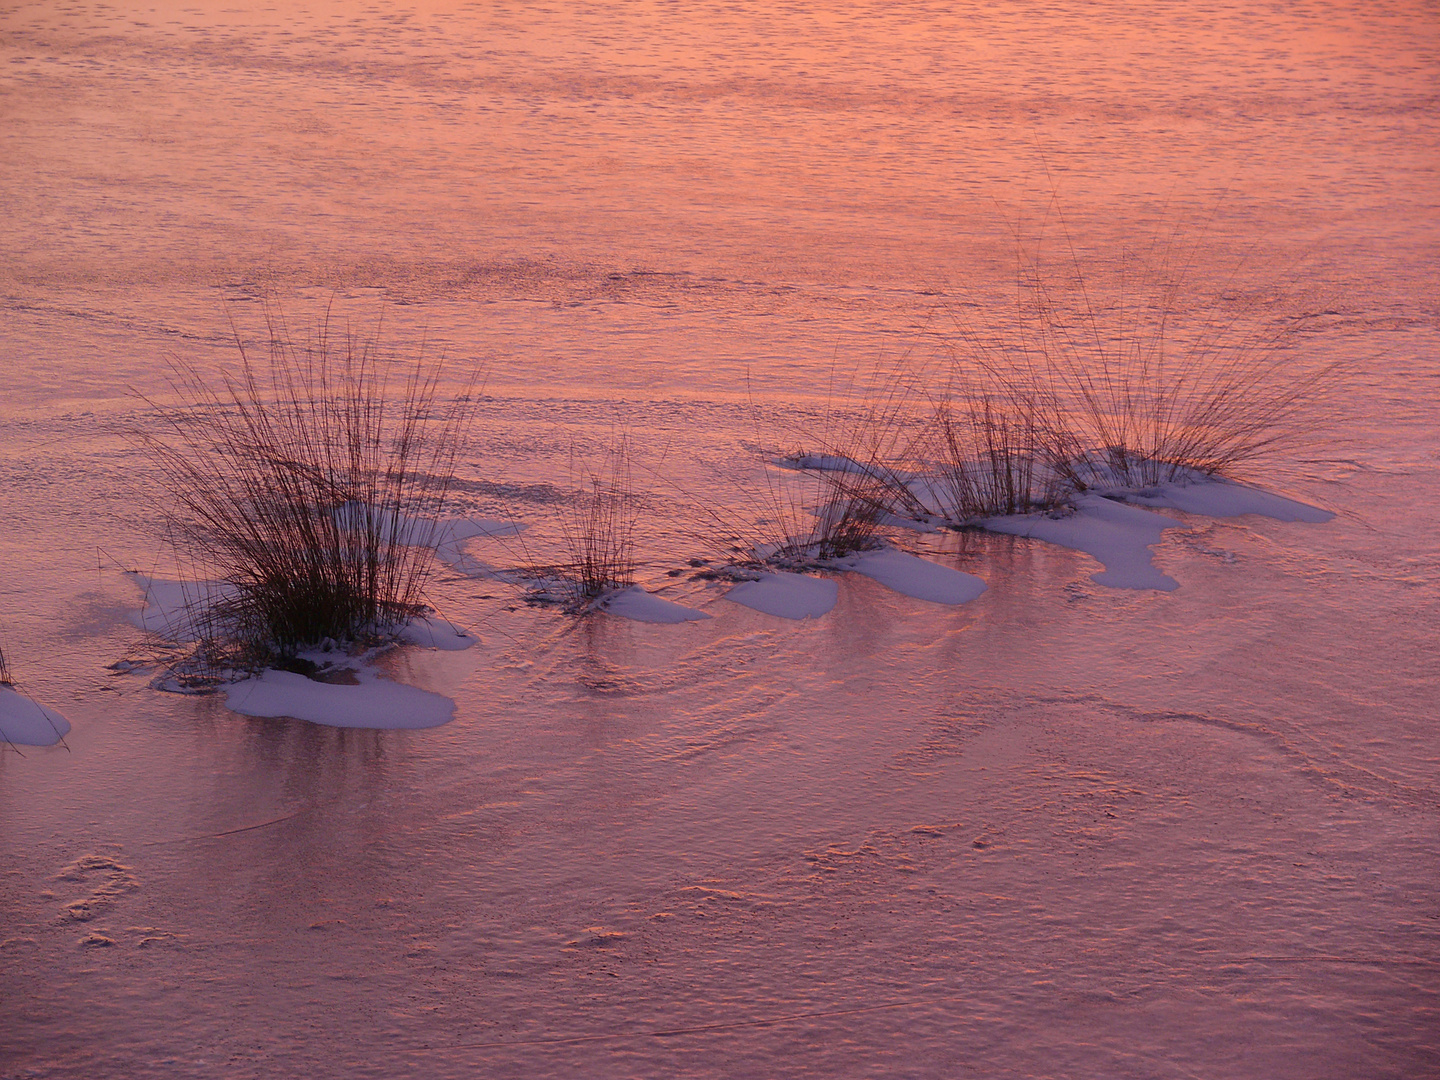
<box><xmin>840</xmin><ymin>547</ymin><xmax>987</xmax><ymax>605</ymax></box>
<box><xmin>725</xmin><ymin>573</ymin><xmax>839</xmax><ymax>619</ymax></box>
<box><xmin>0</xmin><ymin>685</ymin><xmax>70</xmax><ymax>746</ymax></box>
<box><xmin>598</xmin><ymin>586</ymin><xmax>712</xmax><ymax>623</ymax></box>
<box><xmin>1115</xmin><ymin>476</ymin><xmax>1334</xmax><ymax>522</ymax></box>
<box><xmin>983</xmin><ymin>475</ymin><xmax>1332</xmax><ymax>591</ymax></box>
<box><xmin>223</xmin><ymin>667</ymin><xmax>454</xmax><ymax>729</ymax></box>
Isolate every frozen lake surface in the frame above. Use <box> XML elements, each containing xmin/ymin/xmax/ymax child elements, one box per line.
<box><xmin>1</xmin><ymin>1</ymin><xmax>1437</xmax><ymax>1076</ymax></box>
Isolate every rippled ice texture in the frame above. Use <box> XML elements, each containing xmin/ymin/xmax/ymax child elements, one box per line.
<box><xmin>1</xmin><ymin>2</ymin><xmax>1437</xmax><ymax>1077</ymax></box>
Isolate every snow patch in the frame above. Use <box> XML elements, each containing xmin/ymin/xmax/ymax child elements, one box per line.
<box><xmin>599</xmin><ymin>586</ymin><xmax>712</xmax><ymax>624</ymax></box>
<box><xmin>223</xmin><ymin>667</ymin><xmax>454</xmax><ymax>729</ymax></box>
<box><xmin>843</xmin><ymin>547</ymin><xmax>987</xmax><ymax>605</ymax></box>
<box><xmin>985</xmin><ymin>495</ymin><xmax>1181</xmax><ymax>591</ymax></box>
<box><xmin>1117</xmin><ymin>477</ymin><xmax>1333</xmax><ymax>523</ymax></box>
<box><xmin>0</xmin><ymin>685</ymin><xmax>70</xmax><ymax>747</ymax></box>
<box><xmin>724</xmin><ymin>573</ymin><xmax>838</xmax><ymax>619</ymax></box>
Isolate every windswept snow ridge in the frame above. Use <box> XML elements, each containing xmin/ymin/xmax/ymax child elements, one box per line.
<box><xmin>399</xmin><ymin>616</ymin><xmax>479</xmax><ymax>650</ymax></box>
<box><xmin>1114</xmin><ymin>476</ymin><xmax>1334</xmax><ymax>522</ymax></box>
<box><xmin>842</xmin><ymin>547</ymin><xmax>987</xmax><ymax>605</ymax></box>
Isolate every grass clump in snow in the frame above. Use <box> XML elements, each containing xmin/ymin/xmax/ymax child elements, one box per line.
<box><xmin>922</xmin><ymin>385</ymin><xmax>1058</xmax><ymax>521</ymax></box>
<box><xmin>928</xmin><ymin>219</ymin><xmax>1341</xmax><ymax>517</ymax></box>
<box><xmin>137</xmin><ymin>308</ymin><xmax>476</xmax><ymax>682</ymax></box>
<box><xmin>0</xmin><ymin>642</ymin><xmax>10</xmax><ymax>687</ymax></box>
<box><xmin>513</xmin><ymin>439</ymin><xmax>640</xmax><ymax>611</ymax></box>
<box><xmin>727</xmin><ymin>364</ymin><xmax>926</xmax><ymax>570</ymax></box>
<box><xmin>556</xmin><ymin>440</ymin><xmax>639</xmax><ymax>605</ymax></box>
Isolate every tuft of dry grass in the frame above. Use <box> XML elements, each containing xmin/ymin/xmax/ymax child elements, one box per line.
<box><xmin>730</xmin><ymin>362</ymin><xmax>926</xmax><ymax>567</ymax></box>
<box><xmin>933</xmin><ymin>220</ymin><xmax>1341</xmax><ymax>508</ymax></box>
<box><xmin>136</xmin><ymin>306</ymin><xmax>477</xmax><ymax>674</ymax></box>
<box><xmin>924</xmin><ymin>386</ymin><xmax>1055</xmax><ymax>520</ymax></box>
<box><xmin>0</xmin><ymin>642</ymin><xmax>11</xmax><ymax>686</ymax></box>
<box><xmin>555</xmin><ymin>439</ymin><xmax>639</xmax><ymax>604</ymax></box>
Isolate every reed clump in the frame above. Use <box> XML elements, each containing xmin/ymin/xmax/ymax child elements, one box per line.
<box><xmin>0</xmin><ymin>642</ymin><xmax>12</xmax><ymax>687</ymax></box>
<box><xmin>138</xmin><ymin>309</ymin><xmax>476</xmax><ymax>675</ymax></box>
<box><xmin>724</xmin><ymin>363</ymin><xmax>927</xmax><ymax>570</ymax></box>
<box><xmin>555</xmin><ymin>440</ymin><xmax>639</xmax><ymax>605</ymax></box>
<box><xmin>922</xmin><ymin>228</ymin><xmax>1340</xmax><ymax>521</ymax></box>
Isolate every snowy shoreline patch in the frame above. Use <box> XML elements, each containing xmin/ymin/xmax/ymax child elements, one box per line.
<box><xmin>981</xmin><ymin>478</ymin><xmax>1331</xmax><ymax>591</ymax></box>
<box><xmin>985</xmin><ymin>495</ymin><xmax>1181</xmax><ymax>591</ymax></box>
<box><xmin>841</xmin><ymin>547</ymin><xmax>987</xmax><ymax>605</ymax></box>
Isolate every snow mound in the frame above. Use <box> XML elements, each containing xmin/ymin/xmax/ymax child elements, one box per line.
<box><xmin>1118</xmin><ymin>477</ymin><xmax>1333</xmax><ymax>522</ymax></box>
<box><xmin>599</xmin><ymin>586</ymin><xmax>712</xmax><ymax>623</ymax></box>
<box><xmin>724</xmin><ymin>573</ymin><xmax>838</xmax><ymax>619</ymax></box>
<box><xmin>0</xmin><ymin>685</ymin><xmax>71</xmax><ymax>746</ymax></box>
<box><xmin>223</xmin><ymin>667</ymin><xmax>454</xmax><ymax>729</ymax></box>
<box><xmin>986</xmin><ymin>495</ymin><xmax>1180</xmax><ymax>591</ymax></box>
<box><xmin>843</xmin><ymin>547</ymin><xmax>987</xmax><ymax>605</ymax></box>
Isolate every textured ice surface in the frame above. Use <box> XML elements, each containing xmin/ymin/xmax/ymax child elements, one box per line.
<box><xmin>0</xmin><ymin>685</ymin><xmax>70</xmax><ymax>746</ymax></box>
<box><xmin>432</xmin><ymin>516</ymin><xmax>526</xmax><ymax>574</ymax></box>
<box><xmin>2</xmin><ymin>1</ymin><xmax>1436</xmax><ymax>1077</ymax></box>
